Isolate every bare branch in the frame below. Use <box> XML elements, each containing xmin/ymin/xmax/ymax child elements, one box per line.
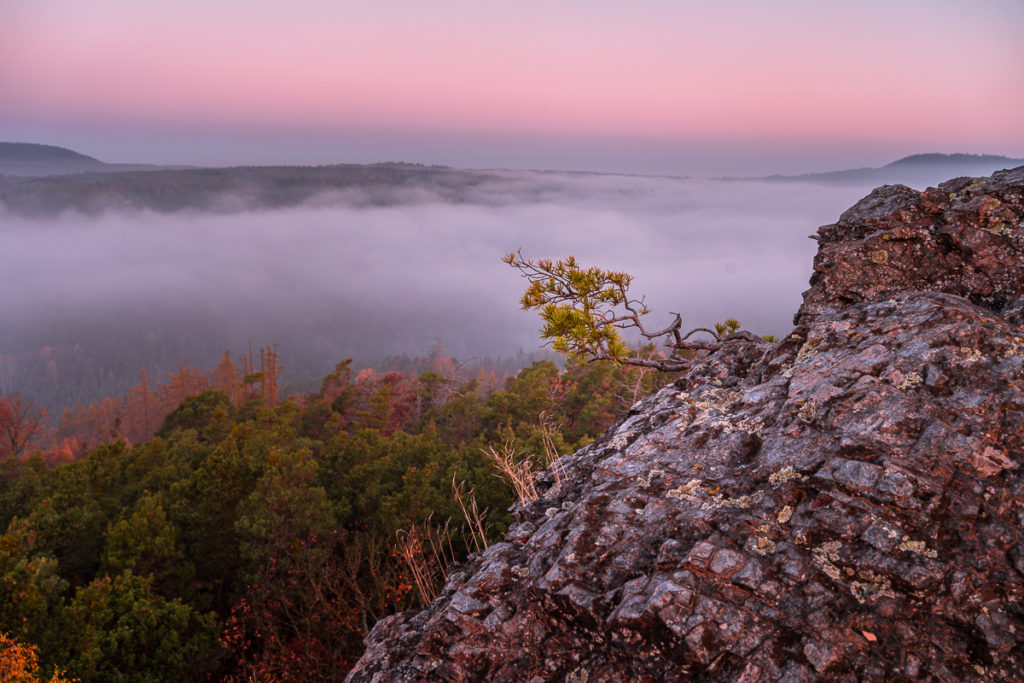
<box><xmin>681</xmin><ymin>327</ymin><xmax>720</xmax><ymax>341</ymax></box>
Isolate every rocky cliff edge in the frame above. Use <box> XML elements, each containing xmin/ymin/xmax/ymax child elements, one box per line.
<box><xmin>348</xmin><ymin>167</ymin><xmax>1024</xmax><ymax>682</ymax></box>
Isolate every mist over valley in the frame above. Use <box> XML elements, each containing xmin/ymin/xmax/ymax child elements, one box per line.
<box><xmin>2</xmin><ymin>151</ymin><xmax>1020</xmax><ymax>413</ymax></box>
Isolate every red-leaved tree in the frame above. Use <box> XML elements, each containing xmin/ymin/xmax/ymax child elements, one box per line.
<box><xmin>0</xmin><ymin>394</ymin><xmax>46</xmax><ymax>459</ymax></box>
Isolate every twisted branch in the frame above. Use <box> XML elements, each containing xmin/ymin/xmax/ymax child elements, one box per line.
<box><xmin>505</xmin><ymin>250</ymin><xmax>753</xmax><ymax>371</ymax></box>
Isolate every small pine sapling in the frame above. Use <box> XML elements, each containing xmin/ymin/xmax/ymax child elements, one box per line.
<box><xmin>504</xmin><ymin>250</ymin><xmax>750</xmax><ymax>371</ymax></box>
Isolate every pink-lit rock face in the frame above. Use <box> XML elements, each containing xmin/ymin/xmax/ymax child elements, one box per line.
<box><xmin>796</xmin><ymin>167</ymin><xmax>1024</xmax><ymax>327</ymax></box>
<box><xmin>348</xmin><ymin>167</ymin><xmax>1024</xmax><ymax>682</ymax></box>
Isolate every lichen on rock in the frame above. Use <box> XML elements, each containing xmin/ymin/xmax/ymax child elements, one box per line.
<box><xmin>346</xmin><ymin>166</ymin><xmax>1024</xmax><ymax>682</ymax></box>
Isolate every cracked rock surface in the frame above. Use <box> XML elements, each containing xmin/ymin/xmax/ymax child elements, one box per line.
<box><xmin>347</xmin><ymin>167</ymin><xmax>1024</xmax><ymax>682</ymax></box>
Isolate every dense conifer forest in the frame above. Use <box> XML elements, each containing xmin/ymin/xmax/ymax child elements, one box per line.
<box><xmin>0</xmin><ymin>346</ymin><xmax>668</xmax><ymax>680</ymax></box>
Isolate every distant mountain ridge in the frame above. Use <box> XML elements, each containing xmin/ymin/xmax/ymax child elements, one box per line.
<box><xmin>0</xmin><ymin>142</ymin><xmax>103</xmax><ymax>164</ymax></box>
<box><xmin>4</xmin><ymin>141</ymin><xmax>1023</xmax><ymax>191</ymax></box>
<box><xmin>743</xmin><ymin>153</ymin><xmax>1024</xmax><ymax>187</ymax></box>
<box><xmin>885</xmin><ymin>152</ymin><xmax>1020</xmax><ymax>167</ymax></box>
<box><xmin>0</xmin><ymin>141</ymin><xmax>181</xmax><ymax>177</ymax></box>
<box><xmin>0</xmin><ymin>142</ymin><xmax>108</xmax><ymax>177</ymax></box>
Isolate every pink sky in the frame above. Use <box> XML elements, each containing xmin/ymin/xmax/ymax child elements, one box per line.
<box><xmin>2</xmin><ymin>0</ymin><xmax>1023</xmax><ymax>174</ymax></box>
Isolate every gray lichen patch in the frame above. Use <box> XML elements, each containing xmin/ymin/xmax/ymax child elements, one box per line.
<box><xmin>634</xmin><ymin>469</ymin><xmax>665</xmax><ymax>490</ymax></box>
<box><xmin>722</xmin><ymin>493</ymin><xmax>757</xmax><ymax>510</ymax></box>
<box><xmin>666</xmin><ymin>479</ymin><xmax>702</xmax><ymax>500</ymax></box>
<box><xmin>607</xmin><ymin>432</ymin><xmax>631</xmax><ymax>451</ymax></box>
<box><xmin>817</xmin><ymin>541</ymin><xmax>843</xmax><ymax>557</ymax></box>
<box><xmin>699</xmin><ymin>491</ymin><xmax>726</xmax><ymax>510</ymax></box>
<box><xmin>768</xmin><ymin>466</ymin><xmax>806</xmax><ymax>487</ymax></box>
<box><xmin>898</xmin><ymin>538</ymin><xmax>938</xmax><ymax>559</ymax></box>
<box><xmin>958</xmin><ymin>346</ymin><xmax>984</xmax><ymax>364</ymax></box>
<box><xmin>733</xmin><ymin>417</ymin><xmax>765</xmax><ymax>436</ymax></box>
<box><xmin>810</xmin><ymin>541</ymin><xmax>845</xmax><ymax>581</ymax></box>
<box><xmin>849</xmin><ymin>570</ymin><xmax>897</xmax><ymax>604</ymax></box>
<box><xmin>896</xmin><ymin>371</ymin><xmax>923</xmax><ymax>390</ymax></box>
<box><xmin>814</xmin><ymin>556</ymin><xmax>843</xmax><ymax>582</ymax></box>
<box><xmin>565</xmin><ymin>667</ymin><xmax>589</xmax><ymax>683</ymax></box>
<box><xmin>797</xmin><ymin>399</ymin><xmax>818</xmax><ymax>423</ymax></box>
<box><xmin>809</xmin><ymin>541</ymin><xmax>900</xmax><ymax>605</ymax></box>
<box><xmin>777</xmin><ymin>505</ymin><xmax>793</xmax><ymax>524</ymax></box>
<box><xmin>795</xmin><ymin>337</ymin><xmax>823</xmax><ymax>365</ymax></box>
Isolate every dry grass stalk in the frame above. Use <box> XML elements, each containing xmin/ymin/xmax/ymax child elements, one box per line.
<box><xmin>538</xmin><ymin>411</ymin><xmax>567</xmax><ymax>489</ymax></box>
<box><xmin>451</xmin><ymin>475</ymin><xmax>489</xmax><ymax>553</ymax></box>
<box><xmin>484</xmin><ymin>441</ymin><xmax>539</xmax><ymax>504</ymax></box>
<box><xmin>395</xmin><ymin>517</ymin><xmax>456</xmax><ymax>605</ymax></box>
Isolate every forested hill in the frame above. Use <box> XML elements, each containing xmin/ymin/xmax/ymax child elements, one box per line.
<box><xmin>0</xmin><ymin>161</ymin><xmax>504</xmax><ymax>215</ymax></box>
<box><xmin>0</xmin><ymin>343</ymin><xmax>670</xmax><ymax>680</ymax></box>
<box><xmin>0</xmin><ymin>141</ymin><xmax>175</xmax><ymax>177</ymax></box>
<box><xmin>747</xmin><ymin>152</ymin><xmax>1024</xmax><ymax>187</ymax></box>
<box><xmin>0</xmin><ymin>142</ymin><xmax>107</xmax><ymax>176</ymax></box>
<box><xmin>0</xmin><ymin>142</ymin><xmax>102</xmax><ymax>164</ymax></box>
<box><xmin>6</xmin><ymin>146</ymin><xmax>1023</xmax><ymax>215</ymax></box>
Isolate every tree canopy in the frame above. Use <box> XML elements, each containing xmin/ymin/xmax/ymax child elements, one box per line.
<box><xmin>0</xmin><ymin>344</ymin><xmax>668</xmax><ymax>680</ymax></box>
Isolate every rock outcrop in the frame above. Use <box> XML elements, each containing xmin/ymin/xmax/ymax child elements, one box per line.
<box><xmin>347</xmin><ymin>167</ymin><xmax>1024</xmax><ymax>682</ymax></box>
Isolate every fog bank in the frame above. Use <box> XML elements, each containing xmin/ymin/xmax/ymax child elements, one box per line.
<box><xmin>0</xmin><ymin>173</ymin><xmax>874</xmax><ymax>407</ymax></box>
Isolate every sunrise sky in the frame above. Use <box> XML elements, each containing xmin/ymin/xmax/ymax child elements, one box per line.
<box><xmin>2</xmin><ymin>0</ymin><xmax>1023</xmax><ymax>175</ymax></box>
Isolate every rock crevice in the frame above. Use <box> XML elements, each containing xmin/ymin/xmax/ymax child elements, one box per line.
<box><xmin>347</xmin><ymin>167</ymin><xmax>1024</xmax><ymax>682</ymax></box>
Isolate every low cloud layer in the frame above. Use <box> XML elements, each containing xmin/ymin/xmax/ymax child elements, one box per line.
<box><xmin>0</xmin><ymin>172</ymin><xmax>875</xmax><ymax>400</ymax></box>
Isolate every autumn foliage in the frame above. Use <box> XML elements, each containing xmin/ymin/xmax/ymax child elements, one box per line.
<box><xmin>0</xmin><ymin>395</ymin><xmax>46</xmax><ymax>460</ymax></box>
<box><xmin>40</xmin><ymin>345</ymin><xmax>281</xmax><ymax>463</ymax></box>
<box><xmin>0</xmin><ymin>632</ymin><xmax>73</xmax><ymax>682</ymax></box>
<box><xmin>0</xmin><ymin>346</ymin><xmax>669</xmax><ymax>681</ymax></box>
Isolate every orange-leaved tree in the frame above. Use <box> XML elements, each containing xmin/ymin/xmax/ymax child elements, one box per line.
<box><xmin>0</xmin><ymin>394</ymin><xmax>46</xmax><ymax>459</ymax></box>
<box><xmin>0</xmin><ymin>632</ymin><xmax>74</xmax><ymax>682</ymax></box>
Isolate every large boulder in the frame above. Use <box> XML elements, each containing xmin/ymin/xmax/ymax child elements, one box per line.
<box><xmin>348</xmin><ymin>167</ymin><xmax>1024</xmax><ymax>682</ymax></box>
